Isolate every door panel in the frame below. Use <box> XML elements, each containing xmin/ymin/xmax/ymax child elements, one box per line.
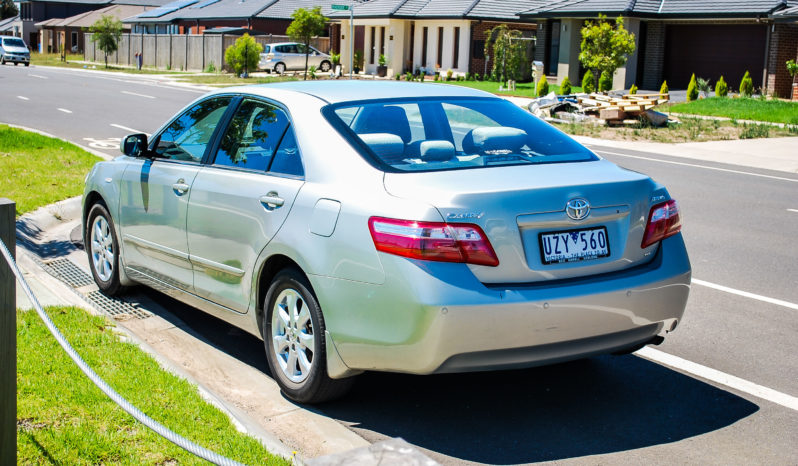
<box><xmin>119</xmin><ymin>159</ymin><xmax>199</xmax><ymax>290</ymax></box>
<box><xmin>187</xmin><ymin>169</ymin><xmax>302</xmax><ymax>311</ymax></box>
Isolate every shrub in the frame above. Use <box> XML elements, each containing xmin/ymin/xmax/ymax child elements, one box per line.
<box><xmin>740</xmin><ymin>123</ymin><xmax>769</xmax><ymax>139</ymax></box>
<box><xmin>715</xmin><ymin>76</ymin><xmax>728</xmax><ymax>97</ymax></box>
<box><xmin>660</xmin><ymin>80</ymin><xmax>669</xmax><ymax>94</ymax></box>
<box><xmin>475</xmin><ymin>73</ymin><xmax>481</xmax><ymax>81</ymax></box>
<box><xmin>739</xmin><ymin>70</ymin><xmax>753</xmax><ymax>97</ymax></box>
<box><xmin>433</xmin><ymin>73</ymin><xmax>439</xmax><ymax>82</ymax></box>
<box><xmin>582</xmin><ymin>70</ymin><xmax>595</xmax><ymax>94</ymax></box>
<box><xmin>560</xmin><ymin>75</ymin><xmax>572</xmax><ymax>95</ymax></box>
<box><xmin>395</xmin><ymin>73</ymin><xmax>401</xmax><ymax>80</ymax></box>
<box><xmin>598</xmin><ymin>70</ymin><xmax>613</xmax><ymax>92</ymax></box>
<box><xmin>686</xmin><ymin>73</ymin><xmax>698</xmax><ymax>101</ymax></box>
<box><xmin>629</xmin><ymin>83</ymin><xmax>638</xmax><ymax>94</ymax></box>
<box><xmin>446</xmin><ymin>69</ymin><xmax>453</xmax><ymax>81</ymax></box>
<box><xmin>204</xmin><ymin>62</ymin><xmax>217</xmax><ymax>73</ymax></box>
<box><xmin>223</xmin><ymin>33</ymin><xmax>262</xmax><ymax>76</ymax></box>
<box><xmin>536</xmin><ymin>75</ymin><xmax>549</xmax><ymax>96</ymax></box>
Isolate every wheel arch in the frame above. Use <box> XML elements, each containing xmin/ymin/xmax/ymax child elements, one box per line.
<box><xmin>255</xmin><ymin>254</ymin><xmax>312</xmax><ymax>336</ymax></box>
<box><xmin>83</xmin><ymin>191</ymin><xmax>135</xmax><ymax>287</ymax></box>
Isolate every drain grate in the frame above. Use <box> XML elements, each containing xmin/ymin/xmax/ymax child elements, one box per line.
<box><xmin>85</xmin><ymin>290</ymin><xmax>153</xmax><ymax>320</ymax></box>
<box><xmin>41</xmin><ymin>258</ymin><xmax>95</xmax><ymax>288</ymax></box>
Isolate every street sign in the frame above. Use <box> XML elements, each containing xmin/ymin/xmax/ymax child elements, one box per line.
<box><xmin>331</xmin><ymin>4</ymin><xmax>350</xmax><ymax>10</ymax></box>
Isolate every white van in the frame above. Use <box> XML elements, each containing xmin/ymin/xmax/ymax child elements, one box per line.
<box><xmin>0</xmin><ymin>37</ymin><xmax>30</xmax><ymax>66</ymax></box>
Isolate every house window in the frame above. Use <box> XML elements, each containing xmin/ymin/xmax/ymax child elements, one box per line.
<box><xmin>472</xmin><ymin>39</ymin><xmax>484</xmax><ymax>59</ymax></box>
<box><xmin>437</xmin><ymin>27</ymin><xmax>443</xmax><ymax>68</ymax></box>
<box><xmin>369</xmin><ymin>26</ymin><xmax>375</xmax><ymax>64</ymax></box>
<box><xmin>546</xmin><ymin>20</ymin><xmax>560</xmax><ymax>75</ymax></box>
<box><xmin>380</xmin><ymin>27</ymin><xmax>385</xmax><ymax>58</ymax></box>
<box><xmin>409</xmin><ymin>23</ymin><xmax>415</xmax><ymax>64</ymax></box>
<box><xmin>71</xmin><ymin>31</ymin><xmax>77</xmax><ymax>49</ymax></box>
<box><xmin>452</xmin><ymin>26</ymin><xmax>460</xmax><ymax>69</ymax></box>
<box><xmin>422</xmin><ymin>27</ymin><xmax>428</xmax><ymax>67</ymax></box>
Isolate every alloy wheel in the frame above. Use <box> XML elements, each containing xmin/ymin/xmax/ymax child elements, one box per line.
<box><xmin>90</xmin><ymin>215</ymin><xmax>114</xmax><ymax>282</ymax></box>
<box><xmin>271</xmin><ymin>288</ymin><xmax>315</xmax><ymax>383</ymax></box>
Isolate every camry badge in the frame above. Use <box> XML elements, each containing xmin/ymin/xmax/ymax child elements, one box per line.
<box><xmin>566</xmin><ymin>198</ymin><xmax>590</xmax><ymax>220</ymax></box>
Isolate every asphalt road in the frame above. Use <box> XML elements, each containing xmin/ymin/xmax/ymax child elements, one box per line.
<box><xmin>3</xmin><ymin>64</ymin><xmax>797</xmax><ymax>464</ymax></box>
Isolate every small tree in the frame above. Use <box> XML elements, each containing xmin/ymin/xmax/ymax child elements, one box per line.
<box><xmin>739</xmin><ymin>70</ymin><xmax>754</xmax><ymax>97</ymax></box>
<box><xmin>536</xmin><ymin>75</ymin><xmax>549</xmax><ymax>96</ymax></box>
<box><xmin>224</xmin><ymin>33</ymin><xmax>262</xmax><ymax>76</ymax></box>
<box><xmin>579</xmin><ymin>14</ymin><xmax>636</xmax><ymax>90</ymax></box>
<box><xmin>629</xmin><ymin>83</ymin><xmax>638</xmax><ymax>94</ymax></box>
<box><xmin>786</xmin><ymin>60</ymin><xmax>797</xmax><ymax>99</ymax></box>
<box><xmin>1</xmin><ymin>0</ymin><xmax>18</xmax><ymax>20</ymax></box>
<box><xmin>715</xmin><ymin>76</ymin><xmax>728</xmax><ymax>97</ymax></box>
<box><xmin>696</xmin><ymin>77</ymin><xmax>711</xmax><ymax>98</ymax></box>
<box><xmin>484</xmin><ymin>24</ymin><xmax>526</xmax><ymax>86</ymax></box>
<box><xmin>598</xmin><ymin>70</ymin><xmax>613</xmax><ymax>92</ymax></box>
<box><xmin>582</xmin><ymin>70</ymin><xmax>596</xmax><ymax>94</ymax></box>
<box><xmin>90</xmin><ymin>15</ymin><xmax>123</xmax><ymax>69</ymax></box>
<box><xmin>287</xmin><ymin>6</ymin><xmax>327</xmax><ymax>80</ymax></box>
<box><xmin>560</xmin><ymin>75</ymin><xmax>572</xmax><ymax>95</ymax></box>
<box><xmin>686</xmin><ymin>73</ymin><xmax>699</xmax><ymax>101</ymax></box>
<box><xmin>660</xmin><ymin>80</ymin><xmax>669</xmax><ymax>94</ymax></box>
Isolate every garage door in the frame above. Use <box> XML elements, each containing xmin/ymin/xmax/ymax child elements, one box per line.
<box><xmin>664</xmin><ymin>24</ymin><xmax>767</xmax><ymax>89</ymax></box>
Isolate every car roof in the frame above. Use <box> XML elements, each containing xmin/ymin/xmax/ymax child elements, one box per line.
<box><xmin>238</xmin><ymin>81</ymin><xmax>497</xmax><ymax>104</ymax></box>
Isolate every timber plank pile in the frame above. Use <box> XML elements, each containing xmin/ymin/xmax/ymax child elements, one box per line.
<box><xmin>528</xmin><ymin>92</ymin><xmax>671</xmax><ymax>126</ymax></box>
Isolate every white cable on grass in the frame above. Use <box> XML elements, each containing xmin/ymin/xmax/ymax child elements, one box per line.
<box><xmin>0</xmin><ymin>238</ymin><xmax>246</xmax><ymax>466</ymax></box>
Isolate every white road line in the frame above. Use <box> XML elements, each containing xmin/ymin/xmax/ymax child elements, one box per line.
<box><xmin>788</xmin><ymin>209</ymin><xmax>798</xmax><ymax>213</ymax></box>
<box><xmin>17</xmin><ymin>96</ymin><xmax>29</xmax><ymax>101</ymax></box>
<box><xmin>57</xmin><ymin>108</ymin><xmax>73</xmax><ymax>114</ymax></box>
<box><xmin>593</xmin><ymin>149</ymin><xmax>798</xmax><ymax>183</ymax></box>
<box><xmin>121</xmin><ymin>90</ymin><xmax>156</xmax><ymax>99</ymax></box>
<box><xmin>637</xmin><ymin>347</ymin><xmax>798</xmax><ymax>411</ymax></box>
<box><xmin>693</xmin><ymin>279</ymin><xmax>798</xmax><ymax>311</ymax></box>
<box><xmin>110</xmin><ymin>123</ymin><xmax>146</xmax><ymax>134</ymax></box>
<box><xmin>30</xmin><ymin>74</ymin><xmax>48</xmax><ymax>79</ymax></box>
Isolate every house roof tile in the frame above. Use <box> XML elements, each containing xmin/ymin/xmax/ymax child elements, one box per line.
<box><xmin>522</xmin><ymin>0</ymin><xmax>798</xmax><ymax>17</ymax></box>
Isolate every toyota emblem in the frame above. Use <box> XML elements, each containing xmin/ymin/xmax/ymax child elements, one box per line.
<box><xmin>566</xmin><ymin>198</ymin><xmax>590</xmax><ymax>220</ymax></box>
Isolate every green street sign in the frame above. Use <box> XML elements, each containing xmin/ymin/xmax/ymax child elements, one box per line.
<box><xmin>331</xmin><ymin>4</ymin><xmax>350</xmax><ymax>10</ymax></box>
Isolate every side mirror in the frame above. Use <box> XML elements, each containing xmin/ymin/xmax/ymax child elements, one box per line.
<box><xmin>121</xmin><ymin>133</ymin><xmax>148</xmax><ymax>157</ymax></box>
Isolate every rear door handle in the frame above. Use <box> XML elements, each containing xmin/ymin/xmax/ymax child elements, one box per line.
<box><xmin>260</xmin><ymin>192</ymin><xmax>284</xmax><ymax>210</ymax></box>
<box><xmin>172</xmin><ymin>179</ymin><xmax>190</xmax><ymax>195</ymax></box>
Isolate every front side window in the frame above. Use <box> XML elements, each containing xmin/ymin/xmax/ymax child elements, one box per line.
<box><xmin>154</xmin><ymin>97</ymin><xmax>232</xmax><ymax>162</ymax></box>
<box><xmin>213</xmin><ymin>99</ymin><xmax>289</xmax><ymax>171</ymax></box>
<box><xmin>328</xmin><ymin>98</ymin><xmax>596</xmax><ymax>172</ymax></box>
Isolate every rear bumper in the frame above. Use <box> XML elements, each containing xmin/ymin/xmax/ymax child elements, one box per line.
<box><xmin>313</xmin><ymin>233</ymin><xmax>691</xmax><ymax>375</ymax></box>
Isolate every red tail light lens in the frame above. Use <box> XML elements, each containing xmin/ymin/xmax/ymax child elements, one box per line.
<box><xmin>368</xmin><ymin>217</ymin><xmax>499</xmax><ymax>267</ymax></box>
<box><xmin>641</xmin><ymin>200</ymin><xmax>682</xmax><ymax>248</ymax></box>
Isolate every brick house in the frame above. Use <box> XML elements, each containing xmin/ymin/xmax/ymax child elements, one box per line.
<box><xmin>326</xmin><ymin>0</ymin><xmax>541</xmax><ymax>77</ymax></box>
<box><xmin>770</xmin><ymin>6</ymin><xmax>798</xmax><ymax>99</ymax></box>
<box><xmin>520</xmin><ymin>0</ymin><xmax>798</xmax><ymax>96</ymax></box>
<box><xmin>36</xmin><ymin>4</ymin><xmax>153</xmax><ymax>53</ymax></box>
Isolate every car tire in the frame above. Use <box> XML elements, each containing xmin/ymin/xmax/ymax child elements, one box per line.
<box><xmin>86</xmin><ymin>203</ymin><xmax>124</xmax><ymax>296</ymax></box>
<box><xmin>24</xmin><ymin>62</ymin><xmax>29</xmax><ymax>67</ymax></box>
<box><xmin>319</xmin><ymin>60</ymin><xmax>331</xmax><ymax>72</ymax></box>
<box><xmin>0</xmin><ymin>57</ymin><xmax>4</xmax><ymax>65</ymax></box>
<box><xmin>263</xmin><ymin>268</ymin><xmax>354</xmax><ymax>403</ymax></box>
<box><xmin>274</xmin><ymin>62</ymin><xmax>286</xmax><ymax>74</ymax></box>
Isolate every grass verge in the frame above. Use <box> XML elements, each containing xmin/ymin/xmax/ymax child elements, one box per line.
<box><xmin>18</xmin><ymin>306</ymin><xmax>289</xmax><ymax>465</ymax></box>
<box><xmin>0</xmin><ymin>125</ymin><xmax>101</xmax><ymax>216</ymax></box>
<box><xmin>557</xmin><ymin>117</ymin><xmax>798</xmax><ymax>143</ymax></box>
<box><xmin>430</xmin><ymin>79</ymin><xmax>581</xmax><ymax>98</ymax></box>
<box><xmin>30</xmin><ymin>53</ymin><xmax>184</xmax><ymax>75</ymax></box>
<box><xmin>667</xmin><ymin>97</ymin><xmax>798</xmax><ymax>125</ymax></box>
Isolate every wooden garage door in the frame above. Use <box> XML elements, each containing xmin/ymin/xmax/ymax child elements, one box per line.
<box><xmin>664</xmin><ymin>24</ymin><xmax>767</xmax><ymax>89</ymax></box>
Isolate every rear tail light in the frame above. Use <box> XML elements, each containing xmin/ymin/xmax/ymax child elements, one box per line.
<box><xmin>641</xmin><ymin>200</ymin><xmax>681</xmax><ymax>248</ymax></box>
<box><xmin>368</xmin><ymin>217</ymin><xmax>499</xmax><ymax>267</ymax></box>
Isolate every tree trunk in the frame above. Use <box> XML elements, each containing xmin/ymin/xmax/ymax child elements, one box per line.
<box><xmin>105</xmin><ymin>52</ymin><xmax>108</xmax><ymax>69</ymax></box>
<box><xmin>304</xmin><ymin>41</ymin><xmax>310</xmax><ymax>81</ymax></box>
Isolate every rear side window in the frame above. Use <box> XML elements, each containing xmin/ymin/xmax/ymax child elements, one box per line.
<box><xmin>328</xmin><ymin>98</ymin><xmax>597</xmax><ymax>172</ymax></box>
<box><xmin>214</xmin><ymin>99</ymin><xmax>289</xmax><ymax>171</ymax></box>
<box><xmin>263</xmin><ymin>45</ymin><xmax>271</xmax><ymax>53</ymax></box>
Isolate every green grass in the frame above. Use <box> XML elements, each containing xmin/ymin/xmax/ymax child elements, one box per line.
<box><xmin>18</xmin><ymin>306</ymin><xmax>290</xmax><ymax>465</ymax></box>
<box><xmin>667</xmin><ymin>97</ymin><xmax>798</xmax><ymax>125</ymax></box>
<box><xmin>175</xmin><ymin>74</ymin><xmax>299</xmax><ymax>86</ymax></box>
<box><xmin>30</xmin><ymin>53</ymin><xmax>185</xmax><ymax>75</ymax></box>
<box><xmin>0</xmin><ymin>125</ymin><xmax>101</xmax><ymax>216</ymax></box>
<box><xmin>431</xmin><ymin>79</ymin><xmax>582</xmax><ymax>98</ymax></box>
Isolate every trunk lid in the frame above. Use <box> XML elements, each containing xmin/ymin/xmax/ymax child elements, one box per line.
<box><xmin>383</xmin><ymin>159</ymin><xmax>663</xmax><ymax>284</ymax></box>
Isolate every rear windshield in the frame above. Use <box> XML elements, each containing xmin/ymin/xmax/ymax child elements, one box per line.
<box><xmin>326</xmin><ymin>97</ymin><xmax>597</xmax><ymax>172</ymax></box>
<box><xmin>2</xmin><ymin>38</ymin><xmax>26</xmax><ymax>48</ymax></box>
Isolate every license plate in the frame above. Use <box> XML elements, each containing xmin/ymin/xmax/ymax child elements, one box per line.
<box><xmin>539</xmin><ymin>227</ymin><xmax>610</xmax><ymax>265</ymax></box>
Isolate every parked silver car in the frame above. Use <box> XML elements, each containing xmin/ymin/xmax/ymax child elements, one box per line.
<box><xmin>0</xmin><ymin>37</ymin><xmax>30</xmax><ymax>66</ymax></box>
<box><xmin>83</xmin><ymin>81</ymin><xmax>691</xmax><ymax>403</ymax></box>
<box><xmin>258</xmin><ymin>42</ymin><xmax>332</xmax><ymax>74</ymax></box>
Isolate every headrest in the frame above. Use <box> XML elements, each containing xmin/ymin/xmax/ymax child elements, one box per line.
<box><xmin>359</xmin><ymin>133</ymin><xmax>406</xmax><ymax>164</ymax></box>
<box><xmin>353</xmin><ymin>105</ymin><xmax>412</xmax><ymax>144</ymax></box>
<box><xmin>462</xmin><ymin>127</ymin><xmax>527</xmax><ymax>154</ymax></box>
<box><xmin>419</xmin><ymin>140</ymin><xmax>455</xmax><ymax>161</ymax></box>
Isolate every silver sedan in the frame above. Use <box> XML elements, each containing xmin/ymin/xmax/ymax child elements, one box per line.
<box><xmin>83</xmin><ymin>82</ymin><xmax>691</xmax><ymax>403</ymax></box>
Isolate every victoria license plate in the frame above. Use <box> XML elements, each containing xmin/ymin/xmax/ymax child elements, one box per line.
<box><xmin>539</xmin><ymin>227</ymin><xmax>610</xmax><ymax>265</ymax></box>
